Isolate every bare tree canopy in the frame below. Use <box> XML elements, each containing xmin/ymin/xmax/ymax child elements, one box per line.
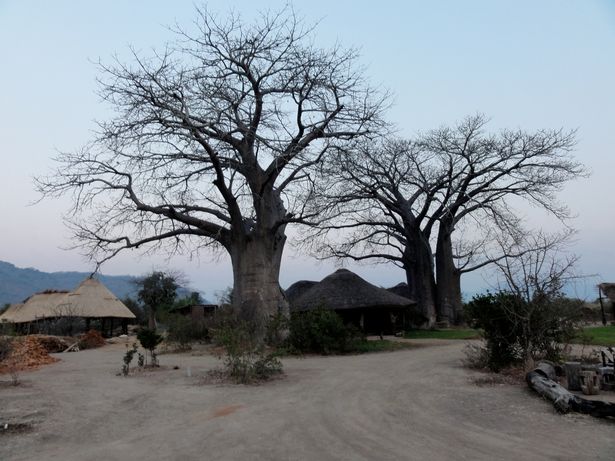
<box><xmin>492</xmin><ymin>229</ymin><xmax>580</xmax><ymax>303</ymax></box>
<box><xmin>35</xmin><ymin>6</ymin><xmax>388</xmax><ymax>339</ymax></box>
<box><xmin>311</xmin><ymin>115</ymin><xmax>585</xmax><ymax>324</ymax></box>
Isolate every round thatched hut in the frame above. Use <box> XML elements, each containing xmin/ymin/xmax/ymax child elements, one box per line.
<box><xmin>288</xmin><ymin>269</ymin><xmax>424</xmax><ymax>334</ymax></box>
<box><xmin>387</xmin><ymin>282</ymin><xmax>412</xmax><ymax>299</ymax></box>
<box><xmin>0</xmin><ymin>277</ymin><xmax>135</xmax><ymax>336</ymax></box>
<box><xmin>285</xmin><ymin>280</ymin><xmax>318</xmax><ymax>304</ymax></box>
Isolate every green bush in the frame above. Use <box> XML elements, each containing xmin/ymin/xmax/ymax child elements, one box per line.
<box><xmin>137</xmin><ymin>328</ymin><xmax>163</xmax><ymax>367</ymax></box>
<box><xmin>464</xmin><ymin>291</ymin><xmax>581</xmax><ymax>371</ymax></box>
<box><xmin>121</xmin><ymin>343</ymin><xmax>139</xmax><ymax>376</ymax></box>
<box><xmin>286</xmin><ymin>308</ymin><xmax>364</xmax><ymax>355</ymax></box>
<box><xmin>209</xmin><ymin>308</ymin><xmax>283</xmax><ymax>383</ymax></box>
<box><xmin>165</xmin><ymin>314</ymin><xmax>209</xmax><ymax>349</ymax></box>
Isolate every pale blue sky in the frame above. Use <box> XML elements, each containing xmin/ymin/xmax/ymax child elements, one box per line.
<box><xmin>0</xmin><ymin>1</ymin><xmax>613</xmax><ymax>299</ymax></box>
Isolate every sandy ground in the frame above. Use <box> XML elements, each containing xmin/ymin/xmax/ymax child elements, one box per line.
<box><xmin>1</xmin><ymin>339</ymin><xmax>613</xmax><ymax>461</ymax></box>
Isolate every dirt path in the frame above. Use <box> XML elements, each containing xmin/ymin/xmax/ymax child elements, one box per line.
<box><xmin>1</xmin><ymin>339</ymin><xmax>613</xmax><ymax>460</ymax></box>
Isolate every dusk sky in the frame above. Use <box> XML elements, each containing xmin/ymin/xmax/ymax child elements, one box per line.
<box><xmin>1</xmin><ymin>1</ymin><xmax>613</xmax><ymax>301</ymax></box>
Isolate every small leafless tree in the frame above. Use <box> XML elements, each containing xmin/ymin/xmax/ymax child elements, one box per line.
<box><xmin>489</xmin><ymin>230</ymin><xmax>584</xmax><ymax>364</ymax></box>
<box><xmin>47</xmin><ymin>303</ymin><xmax>84</xmax><ymax>336</ymax></box>
<box><xmin>492</xmin><ymin>230</ymin><xmax>580</xmax><ymax>303</ymax></box>
<box><xmin>35</xmin><ymin>7</ymin><xmax>387</xmax><ymax>341</ymax></box>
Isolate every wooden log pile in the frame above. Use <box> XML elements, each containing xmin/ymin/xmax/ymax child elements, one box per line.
<box><xmin>0</xmin><ymin>336</ymin><xmax>59</xmax><ymax>373</ymax></box>
<box><xmin>526</xmin><ymin>362</ymin><xmax>615</xmax><ymax>418</ymax></box>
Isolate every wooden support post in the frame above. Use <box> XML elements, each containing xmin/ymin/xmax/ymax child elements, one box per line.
<box><xmin>598</xmin><ymin>286</ymin><xmax>607</xmax><ymax>326</ymax></box>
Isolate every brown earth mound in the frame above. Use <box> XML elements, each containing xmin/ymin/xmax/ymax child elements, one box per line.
<box><xmin>78</xmin><ymin>330</ymin><xmax>106</xmax><ymax>349</ymax></box>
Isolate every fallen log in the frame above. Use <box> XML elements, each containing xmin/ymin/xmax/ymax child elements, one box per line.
<box><xmin>526</xmin><ymin>362</ymin><xmax>615</xmax><ymax>418</ymax></box>
<box><xmin>62</xmin><ymin>342</ymin><xmax>80</xmax><ymax>353</ymax></box>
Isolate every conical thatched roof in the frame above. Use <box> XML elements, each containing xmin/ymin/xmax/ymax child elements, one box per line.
<box><xmin>64</xmin><ymin>278</ymin><xmax>135</xmax><ymax>319</ymax></box>
<box><xmin>0</xmin><ymin>278</ymin><xmax>135</xmax><ymax>324</ymax></box>
<box><xmin>285</xmin><ymin>280</ymin><xmax>318</xmax><ymax>304</ymax></box>
<box><xmin>0</xmin><ymin>292</ymin><xmax>70</xmax><ymax>323</ymax></box>
<box><xmin>600</xmin><ymin>283</ymin><xmax>615</xmax><ymax>302</ymax></box>
<box><xmin>290</xmin><ymin>269</ymin><xmax>416</xmax><ymax>311</ymax></box>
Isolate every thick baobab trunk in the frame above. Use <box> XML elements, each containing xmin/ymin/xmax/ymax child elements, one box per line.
<box><xmin>402</xmin><ymin>228</ymin><xmax>437</xmax><ymax>328</ymax></box>
<box><xmin>230</xmin><ymin>230</ymin><xmax>289</xmax><ymax>342</ymax></box>
<box><xmin>435</xmin><ymin>222</ymin><xmax>463</xmax><ymax>324</ymax></box>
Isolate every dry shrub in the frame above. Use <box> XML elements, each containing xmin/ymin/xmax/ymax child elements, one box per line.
<box><xmin>462</xmin><ymin>342</ymin><xmax>490</xmax><ymax>370</ymax></box>
<box><xmin>0</xmin><ymin>336</ymin><xmax>11</xmax><ymax>362</ymax></box>
<box><xmin>78</xmin><ymin>330</ymin><xmax>106</xmax><ymax>349</ymax></box>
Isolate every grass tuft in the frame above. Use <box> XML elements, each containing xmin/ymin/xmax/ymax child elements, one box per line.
<box><xmin>403</xmin><ymin>329</ymin><xmax>480</xmax><ymax>340</ymax></box>
<box><xmin>574</xmin><ymin>326</ymin><xmax>615</xmax><ymax>346</ymax></box>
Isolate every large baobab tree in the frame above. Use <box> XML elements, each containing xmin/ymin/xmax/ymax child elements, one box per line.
<box><xmin>421</xmin><ymin>115</ymin><xmax>584</xmax><ymax>321</ymax></box>
<box><xmin>311</xmin><ymin>139</ymin><xmax>446</xmax><ymax>326</ymax></box>
<box><xmin>314</xmin><ymin>115</ymin><xmax>584</xmax><ymax>324</ymax></box>
<box><xmin>36</xmin><ymin>7</ymin><xmax>387</xmax><ymax>340</ymax></box>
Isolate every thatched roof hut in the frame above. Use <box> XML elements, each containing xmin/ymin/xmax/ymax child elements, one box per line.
<box><xmin>0</xmin><ymin>292</ymin><xmax>70</xmax><ymax>324</ymax></box>
<box><xmin>285</xmin><ymin>280</ymin><xmax>318</xmax><ymax>304</ymax></box>
<box><xmin>64</xmin><ymin>278</ymin><xmax>135</xmax><ymax>320</ymax></box>
<box><xmin>0</xmin><ymin>278</ymin><xmax>135</xmax><ymax>325</ymax></box>
<box><xmin>288</xmin><ymin>269</ymin><xmax>423</xmax><ymax>334</ymax></box>
<box><xmin>291</xmin><ymin>269</ymin><xmax>415</xmax><ymax>311</ymax></box>
<box><xmin>387</xmin><ymin>282</ymin><xmax>412</xmax><ymax>299</ymax></box>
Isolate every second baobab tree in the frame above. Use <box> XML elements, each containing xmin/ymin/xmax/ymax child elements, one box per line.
<box><xmin>35</xmin><ymin>7</ymin><xmax>387</xmax><ymax>341</ymax></box>
<box><xmin>312</xmin><ymin>115</ymin><xmax>585</xmax><ymax>324</ymax></box>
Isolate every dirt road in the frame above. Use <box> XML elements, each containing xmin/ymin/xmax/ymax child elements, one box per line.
<box><xmin>1</xmin><ymin>339</ymin><xmax>613</xmax><ymax>460</ymax></box>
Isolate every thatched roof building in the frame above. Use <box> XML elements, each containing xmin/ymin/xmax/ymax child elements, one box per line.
<box><xmin>287</xmin><ymin>269</ymin><xmax>424</xmax><ymax>333</ymax></box>
<box><xmin>169</xmin><ymin>303</ymin><xmax>218</xmax><ymax>323</ymax></box>
<box><xmin>285</xmin><ymin>280</ymin><xmax>318</xmax><ymax>304</ymax></box>
<box><xmin>0</xmin><ymin>292</ymin><xmax>70</xmax><ymax>324</ymax></box>
<box><xmin>0</xmin><ymin>278</ymin><xmax>135</xmax><ymax>329</ymax></box>
<box><xmin>63</xmin><ymin>278</ymin><xmax>135</xmax><ymax>320</ymax></box>
<box><xmin>387</xmin><ymin>282</ymin><xmax>412</xmax><ymax>299</ymax></box>
<box><xmin>599</xmin><ymin>283</ymin><xmax>615</xmax><ymax>303</ymax></box>
<box><xmin>291</xmin><ymin>269</ymin><xmax>415</xmax><ymax>311</ymax></box>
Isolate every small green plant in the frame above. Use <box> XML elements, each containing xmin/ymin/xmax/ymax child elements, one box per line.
<box><xmin>137</xmin><ymin>328</ymin><xmax>163</xmax><ymax>367</ymax></box>
<box><xmin>121</xmin><ymin>343</ymin><xmax>139</xmax><ymax>376</ymax></box>
<box><xmin>137</xmin><ymin>351</ymin><xmax>145</xmax><ymax>368</ymax></box>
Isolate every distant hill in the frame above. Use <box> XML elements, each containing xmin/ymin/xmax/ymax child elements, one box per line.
<box><xmin>0</xmin><ymin>260</ymin><xmax>141</xmax><ymax>306</ymax></box>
